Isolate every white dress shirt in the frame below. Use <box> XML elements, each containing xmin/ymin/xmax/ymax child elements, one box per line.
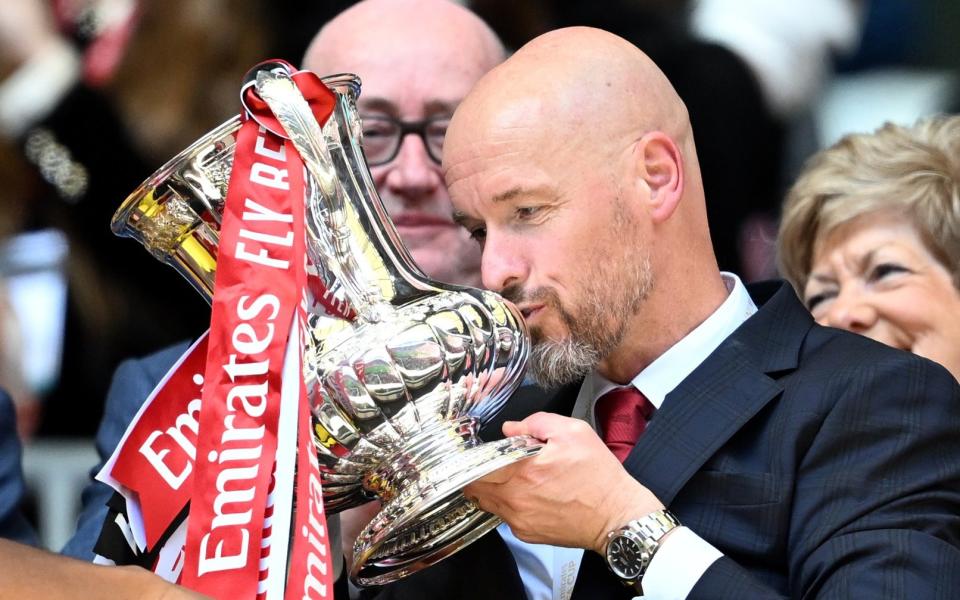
<box><xmin>501</xmin><ymin>273</ymin><xmax>757</xmax><ymax>600</ymax></box>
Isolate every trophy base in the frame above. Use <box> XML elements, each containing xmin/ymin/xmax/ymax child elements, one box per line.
<box><xmin>350</xmin><ymin>426</ymin><xmax>543</xmax><ymax>586</ymax></box>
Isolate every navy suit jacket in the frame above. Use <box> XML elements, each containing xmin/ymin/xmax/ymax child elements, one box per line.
<box><xmin>362</xmin><ymin>280</ymin><xmax>960</xmax><ymax>599</ymax></box>
<box><xmin>62</xmin><ymin>342</ymin><xmax>190</xmax><ymax>559</ymax></box>
<box><xmin>0</xmin><ymin>389</ymin><xmax>39</xmax><ymax>545</ymax></box>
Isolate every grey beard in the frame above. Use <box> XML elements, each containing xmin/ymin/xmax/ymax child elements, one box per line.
<box><xmin>528</xmin><ymin>338</ymin><xmax>601</xmax><ymax>389</ymax></box>
<box><xmin>525</xmin><ymin>251</ymin><xmax>653</xmax><ymax>389</ymax></box>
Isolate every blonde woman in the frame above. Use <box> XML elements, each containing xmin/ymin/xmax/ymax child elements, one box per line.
<box><xmin>778</xmin><ymin>115</ymin><xmax>960</xmax><ymax>380</ymax></box>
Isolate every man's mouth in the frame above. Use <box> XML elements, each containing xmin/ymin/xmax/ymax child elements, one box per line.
<box><xmin>520</xmin><ymin>304</ymin><xmax>543</xmax><ymax>320</ymax></box>
<box><xmin>391</xmin><ymin>213</ymin><xmax>454</xmax><ymax>228</ymax></box>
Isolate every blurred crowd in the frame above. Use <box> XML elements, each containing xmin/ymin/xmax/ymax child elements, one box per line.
<box><xmin>0</xmin><ymin>0</ymin><xmax>958</xmax><ymax>548</ymax></box>
<box><xmin>0</xmin><ymin>0</ymin><xmax>355</xmax><ymax>438</ymax></box>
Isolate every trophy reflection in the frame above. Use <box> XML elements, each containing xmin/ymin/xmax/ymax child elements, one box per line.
<box><xmin>112</xmin><ymin>69</ymin><xmax>541</xmax><ymax>586</ymax></box>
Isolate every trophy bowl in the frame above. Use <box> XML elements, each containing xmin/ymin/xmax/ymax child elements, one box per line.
<box><xmin>112</xmin><ymin>70</ymin><xmax>542</xmax><ymax>586</ymax></box>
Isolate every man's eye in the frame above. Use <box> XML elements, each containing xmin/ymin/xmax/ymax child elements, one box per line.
<box><xmin>516</xmin><ymin>206</ymin><xmax>540</xmax><ymax>219</ymax></box>
<box><xmin>426</xmin><ymin>120</ymin><xmax>449</xmax><ymax>140</ymax></box>
<box><xmin>469</xmin><ymin>226</ymin><xmax>487</xmax><ymax>242</ymax></box>
<box><xmin>363</xmin><ymin>126</ymin><xmax>392</xmax><ymax>138</ymax></box>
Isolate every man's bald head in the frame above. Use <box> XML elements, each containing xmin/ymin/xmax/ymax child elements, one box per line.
<box><xmin>304</xmin><ymin>0</ymin><xmax>504</xmax><ymax>80</ymax></box>
<box><xmin>443</xmin><ymin>28</ymin><xmax>724</xmax><ymax>382</ymax></box>
<box><xmin>449</xmin><ymin>27</ymin><xmax>693</xmax><ymax>172</ymax></box>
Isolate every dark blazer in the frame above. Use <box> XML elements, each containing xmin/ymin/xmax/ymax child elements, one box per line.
<box><xmin>0</xmin><ymin>389</ymin><xmax>39</xmax><ymax>545</ymax></box>
<box><xmin>62</xmin><ymin>341</ymin><xmax>190</xmax><ymax>559</ymax></box>
<box><xmin>366</xmin><ymin>280</ymin><xmax>960</xmax><ymax>599</ymax></box>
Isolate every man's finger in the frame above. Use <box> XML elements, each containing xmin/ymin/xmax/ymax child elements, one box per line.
<box><xmin>473</xmin><ymin>461</ymin><xmax>521</xmax><ymax>485</ymax></box>
<box><xmin>502</xmin><ymin>419</ymin><xmax>526</xmax><ymax>437</ymax></box>
<box><xmin>517</xmin><ymin>411</ymin><xmax>583</xmax><ymax>441</ymax></box>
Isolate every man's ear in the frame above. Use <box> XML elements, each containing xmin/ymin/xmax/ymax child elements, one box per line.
<box><xmin>635</xmin><ymin>131</ymin><xmax>683</xmax><ymax>223</ymax></box>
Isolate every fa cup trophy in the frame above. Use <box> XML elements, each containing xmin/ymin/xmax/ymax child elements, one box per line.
<box><xmin>111</xmin><ymin>65</ymin><xmax>541</xmax><ymax>586</ymax></box>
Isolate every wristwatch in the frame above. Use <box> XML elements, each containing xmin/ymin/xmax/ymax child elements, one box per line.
<box><xmin>604</xmin><ymin>509</ymin><xmax>680</xmax><ymax>586</ymax></box>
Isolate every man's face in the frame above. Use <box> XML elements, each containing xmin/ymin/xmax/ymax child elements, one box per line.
<box><xmin>305</xmin><ymin>32</ymin><xmax>493</xmax><ymax>286</ymax></box>
<box><xmin>445</xmin><ymin>110</ymin><xmax>653</xmax><ymax>387</ymax></box>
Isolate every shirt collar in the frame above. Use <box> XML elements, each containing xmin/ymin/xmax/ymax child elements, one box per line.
<box><xmin>578</xmin><ymin>272</ymin><xmax>757</xmax><ymax>410</ymax></box>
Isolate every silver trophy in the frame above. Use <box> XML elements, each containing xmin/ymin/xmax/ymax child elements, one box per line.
<box><xmin>112</xmin><ymin>67</ymin><xmax>542</xmax><ymax>586</ymax></box>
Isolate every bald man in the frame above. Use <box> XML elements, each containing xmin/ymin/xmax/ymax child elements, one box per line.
<box><xmin>372</xmin><ymin>26</ymin><xmax>960</xmax><ymax>600</ymax></box>
<box><xmin>62</xmin><ymin>0</ymin><xmax>510</xmax><ymax>583</ymax></box>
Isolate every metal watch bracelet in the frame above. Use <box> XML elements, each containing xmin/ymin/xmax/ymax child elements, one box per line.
<box><xmin>604</xmin><ymin>509</ymin><xmax>681</xmax><ymax>586</ymax></box>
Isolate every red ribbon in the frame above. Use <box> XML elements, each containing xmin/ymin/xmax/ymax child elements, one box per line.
<box><xmin>110</xmin><ymin>334</ymin><xmax>208</xmax><ymax>549</ymax></box>
<box><xmin>284</xmin><ymin>320</ymin><xmax>335</xmax><ymax>600</ymax></box>
<box><xmin>240</xmin><ymin>60</ymin><xmax>338</xmax><ymax>140</ymax></box>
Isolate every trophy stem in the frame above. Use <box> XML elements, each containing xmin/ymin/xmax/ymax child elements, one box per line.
<box><xmin>351</xmin><ymin>416</ymin><xmax>543</xmax><ymax>586</ymax></box>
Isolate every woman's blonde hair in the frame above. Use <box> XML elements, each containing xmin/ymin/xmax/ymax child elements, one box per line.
<box><xmin>777</xmin><ymin>115</ymin><xmax>960</xmax><ymax>292</ymax></box>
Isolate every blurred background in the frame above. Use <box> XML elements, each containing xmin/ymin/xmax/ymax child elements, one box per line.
<box><xmin>0</xmin><ymin>0</ymin><xmax>956</xmax><ymax>549</ymax></box>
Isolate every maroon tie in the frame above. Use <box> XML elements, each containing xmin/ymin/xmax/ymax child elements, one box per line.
<box><xmin>595</xmin><ymin>386</ymin><xmax>655</xmax><ymax>462</ymax></box>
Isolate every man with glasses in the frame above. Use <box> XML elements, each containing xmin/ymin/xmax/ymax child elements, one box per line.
<box><xmin>299</xmin><ymin>0</ymin><xmax>508</xmax><ymax>580</ymax></box>
<box><xmin>302</xmin><ymin>0</ymin><xmax>505</xmax><ymax>289</ymax></box>
<box><xmin>62</xmin><ymin>0</ymin><xmax>508</xmax><ymax>592</ymax></box>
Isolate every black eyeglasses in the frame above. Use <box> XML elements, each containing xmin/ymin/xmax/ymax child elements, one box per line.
<box><xmin>359</xmin><ymin>114</ymin><xmax>450</xmax><ymax>166</ymax></box>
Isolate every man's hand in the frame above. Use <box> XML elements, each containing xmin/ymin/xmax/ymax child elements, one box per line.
<box><xmin>340</xmin><ymin>500</ymin><xmax>382</xmax><ymax>567</ymax></box>
<box><xmin>464</xmin><ymin>412</ymin><xmax>664</xmax><ymax>554</ymax></box>
<box><xmin>0</xmin><ymin>538</ymin><xmax>212</xmax><ymax>599</ymax></box>
<box><xmin>128</xmin><ymin>565</ymin><xmax>212</xmax><ymax>600</ymax></box>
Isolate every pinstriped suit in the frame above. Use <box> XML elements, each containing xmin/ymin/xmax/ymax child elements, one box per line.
<box><xmin>363</xmin><ymin>280</ymin><xmax>960</xmax><ymax>599</ymax></box>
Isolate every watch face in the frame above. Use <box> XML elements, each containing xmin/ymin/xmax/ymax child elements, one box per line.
<box><xmin>607</xmin><ymin>534</ymin><xmax>646</xmax><ymax>580</ymax></box>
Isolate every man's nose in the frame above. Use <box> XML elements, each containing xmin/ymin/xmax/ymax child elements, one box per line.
<box><xmin>822</xmin><ymin>288</ymin><xmax>879</xmax><ymax>334</ymax></box>
<box><xmin>481</xmin><ymin>230</ymin><xmax>527</xmax><ymax>293</ymax></box>
<box><xmin>383</xmin><ymin>134</ymin><xmax>442</xmax><ymax>198</ymax></box>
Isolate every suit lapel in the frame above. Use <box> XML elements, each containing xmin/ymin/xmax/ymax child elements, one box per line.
<box><xmin>622</xmin><ymin>281</ymin><xmax>813</xmax><ymax>505</ymax></box>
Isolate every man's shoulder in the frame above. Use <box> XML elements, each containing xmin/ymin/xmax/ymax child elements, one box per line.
<box><xmin>742</xmin><ymin>280</ymin><xmax>958</xmax><ymax>413</ymax></box>
<box><xmin>138</xmin><ymin>340</ymin><xmax>194</xmax><ymax>371</ymax></box>
<box><xmin>784</xmin><ymin>322</ymin><xmax>960</xmax><ymax>425</ymax></box>
<box><xmin>801</xmin><ymin>320</ymin><xmax>951</xmax><ymax>381</ymax></box>
<box><xmin>101</xmin><ymin>339</ymin><xmax>196</xmax><ymax>425</ymax></box>
<box><xmin>744</xmin><ymin>279</ymin><xmax>952</xmax><ymax>379</ymax></box>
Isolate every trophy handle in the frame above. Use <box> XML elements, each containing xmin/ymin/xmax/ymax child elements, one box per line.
<box><xmin>255</xmin><ymin>69</ymin><xmax>393</xmax><ymax>323</ymax></box>
<box><xmin>111</xmin><ymin>117</ymin><xmax>240</xmax><ymax>303</ymax></box>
